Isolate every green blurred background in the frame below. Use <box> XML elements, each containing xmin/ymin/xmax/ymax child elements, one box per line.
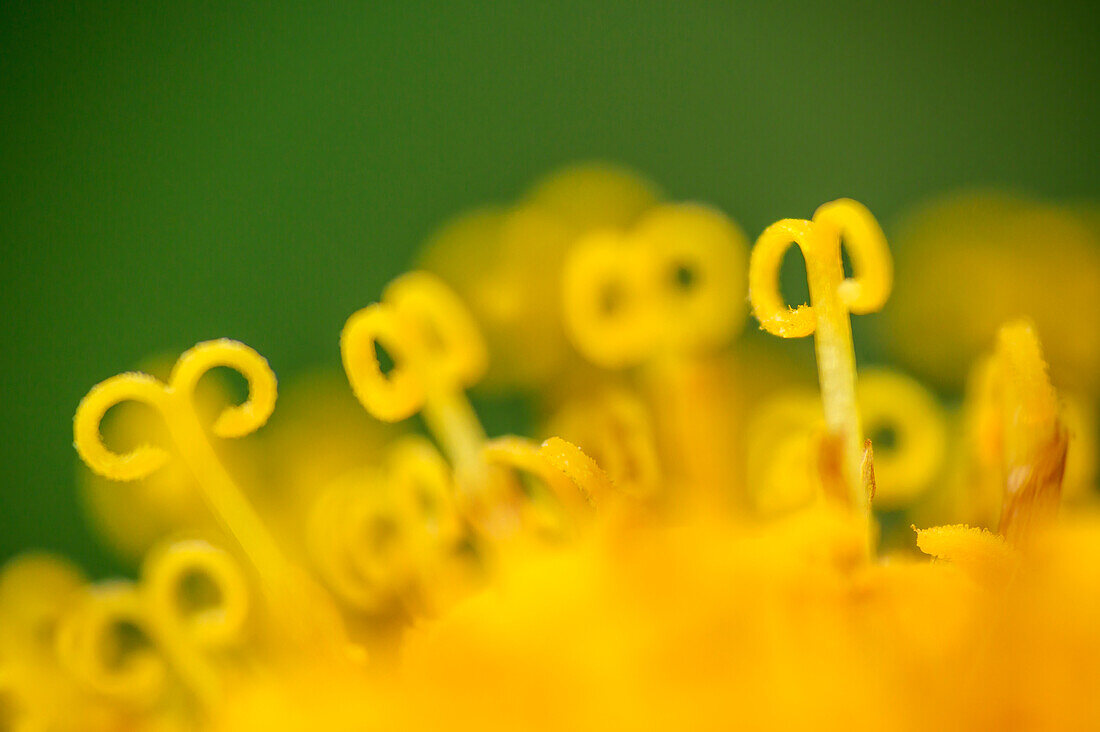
<box><xmin>2</xmin><ymin>1</ymin><xmax>1098</xmax><ymax>575</ymax></box>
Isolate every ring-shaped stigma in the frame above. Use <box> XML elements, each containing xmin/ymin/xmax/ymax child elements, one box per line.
<box><xmin>812</xmin><ymin>199</ymin><xmax>893</xmax><ymax>314</ymax></box>
<box><xmin>383</xmin><ymin>271</ymin><xmax>488</xmax><ymax>388</ymax></box>
<box><xmin>748</xmin><ymin>219</ymin><xmax>818</xmax><ymax>338</ymax></box>
<box><xmin>57</xmin><ymin>583</ymin><xmax>166</xmax><ymax>706</ymax></box>
<box><xmin>169</xmin><ymin>340</ymin><xmax>277</xmax><ymax>439</ymax></box>
<box><xmin>641</xmin><ymin>203</ymin><xmax>748</xmax><ymax>354</ymax></box>
<box><xmin>341</xmin><ymin>304</ymin><xmax>426</xmax><ymax>422</ymax></box>
<box><xmin>142</xmin><ymin>540</ymin><xmax>249</xmax><ymax>649</ymax></box>
<box><xmin>562</xmin><ymin>231</ymin><xmax>649</xmax><ymax>368</ymax></box>
<box><xmin>73</xmin><ymin>373</ymin><xmax>172</xmax><ymax>482</ymax></box>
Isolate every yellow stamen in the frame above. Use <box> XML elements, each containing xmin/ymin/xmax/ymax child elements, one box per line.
<box><xmin>544</xmin><ymin>388</ymin><xmax>660</xmax><ymax>499</ymax></box>
<box><xmin>562</xmin><ymin>203</ymin><xmax>748</xmax><ymax>504</ymax></box>
<box><xmin>748</xmin><ymin>199</ymin><xmax>892</xmax><ymax>513</ymax></box>
<box><xmin>305</xmin><ymin>437</ymin><xmax>467</xmax><ymax>618</ymax></box>
<box><xmin>992</xmin><ymin>321</ymin><xmax>1068</xmax><ymax>545</ymax></box>
<box><xmin>482</xmin><ymin>437</ymin><xmax>589</xmax><ymax>521</ymax></box>
<box><xmin>341</xmin><ymin>272</ymin><xmax>489</xmax><ymax>476</ymax></box>
<box><xmin>539</xmin><ymin>436</ymin><xmax>616</xmax><ymax>507</ymax></box>
<box><xmin>58</xmin><ymin>540</ymin><xmax>249</xmax><ymax>712</ymax></box>
<box><xmin>73</xmin><ymin>340</ymin><xmax>346</xmax><ymax>655</ymax></box>
<box><xmin>914</xmin><ymin>524</ymin><xmax>1017</xmax><ymax>586</ymax></box>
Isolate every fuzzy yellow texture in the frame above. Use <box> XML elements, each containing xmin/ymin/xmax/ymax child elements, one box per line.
<box><xmin>2</xmin><ymin>167</ymin><xmax>1098</xmax><ymax>731</ymax></box>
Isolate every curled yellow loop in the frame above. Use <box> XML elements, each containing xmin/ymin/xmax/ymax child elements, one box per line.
<box><xmin>563</xmin><ymin>203</ymin><xmax>747</xmax><ymax>368</ymax></box>
<box><xmin>60</xmin><ymin>540</ymin><xmax>250</xmax><ymax>710</ymax></box>
<box><xmin>746</xmin><ymin>219</ymin><xmax>817</xmax><ymax>338</ymax></box>
<box><xmin>56</xmin><ymin>582</ymin><xmax>167</xmax><ymax>708</ymax></box>
<box><xmin>640</xmin><ymin>204</ymin><xmax>747</xmax><ymax>353</ymax></box>
<box><xmin>342</xmin><ymin>273</ymin><xmax>488</xmax><ymax>472</ymax></box>
<box><xmin>749</xmin><ymin>201</ymin><xmax>892</xmax><ymax>339</ymax></box>
<box><xmin>73</xmin><ymin>341</ymin><xmax>349</xmax><ymax>656</ymax></box>
<box><xmin>169</xmin><ymin>339</ymin><xmax>277</xmax><ymax>439</ymax></box>
<box><xmin>383</xmin><ymin>271</ymin><xmax>488</xmax><ymax>389</ymax></box>
<box><xmin>342</xmin><ymin>272</ymin><xmax>487</xmax><ymax>423</ymax></box>
<box><xmin>74</xmin><ymin>340</ymin><xmax>276</xmax><ymax>482</ymax></box>
<box><xmin>73</xmin><ymin>373</ymin><xmax>171</xmax><ymax>482</ymax></box>
<box><xmin>142</xmin><ymin>540</ymin><xmax>250</xmax><ymax>650</ymax></box>
<box><xmin>745</xmin><ymin>390</ymin><xmax>823</xmax><ymax>516</ymax></box>
<box><xmin>306</xmin><ymin>437</ymin><xmax>469</xmax><ymax>617</ymax></box>
<box><xmin>749</xmin><ymin>200</ymin><xmax>892</xmax><ymax>515</ymax></box>
<box><xmin>341</xmin><ymin>304</ymin><xmax>424</xmax><ymax>422</ymax></box>
<box><xmin>306</xmin><ymin>474</ymin><xmax>420</xmax><ymax>614</ymax></box>
<box><xmin>562</xmin><ymin>230</ymin><xmax>649</xmax><ymax>369</ymax></box>
<box><xmin>813</xmin><ymin>198</ymin><xmax>892</xmax><ymax>314</ymax></box>
<box><xmin>386</xmin><ymin>435</ymin><xmax>462</xmax><ymax>544</ymax></box>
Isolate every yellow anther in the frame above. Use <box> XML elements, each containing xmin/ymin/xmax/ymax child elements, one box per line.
<box><xmin>479</xmin><ymin>437</ymin><xmax>597</xmax><ymax>533</ymax></box>
<box><xmin>563</xmin><ymin>203</ymin><xmax>748</xmax><ymax>369</ymax></box>
<box><xmin>1061</xmin><ymin>394</ymin><xmax>1097</xmax><ymax>503</ymax></box>
<box><xmin>342</xmin><ymin>272</ymin><xmax>489</xmax><ymax>472</ymax></box>
<box><xmin>883</xmin><ymin>192</ymin><xmax>1100</xmax><ymax>393</ymax></box>
<box><xmin>914</xmin><ymin>524</ymin><xmax>1017</xmax><ymax>586</ymax></box>
<box><xmin>544</xmin><ymin>388</ymin><xmax>660</xmax><ymax>498</ymax></box>
<box><xmin>58</xmin><ymin>540</ymin><xmax>249</xmax><ymax>711</ymax></box>
<box><xmin>538</xmin><ymin>437</ymin><xmax>615</xmax><ymax>508</ymax></box>
<box><xmin>992</xmin><ymin>321</ymin><xmax>1068</xmax><ymax>545</ymax></box>
<box><xmin>74</xmin><ymin>340</ymin><xmax>346</xmax><ymax>653</ymax></box>
<box><xmin>749</xmin><ymin>199</ymin><xmax>892</xmax><ymax>512</ymax></box>
<box><xmin>857</xmin><ymin>369</ymin><xmax>947</xmax><ymax>508</ymax></box>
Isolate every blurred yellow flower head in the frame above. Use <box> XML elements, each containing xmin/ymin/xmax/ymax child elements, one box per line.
<box><xmin>2</xmin><ymin>166</ymin><xmax>1097</xmax><ymax>731</ymax></box>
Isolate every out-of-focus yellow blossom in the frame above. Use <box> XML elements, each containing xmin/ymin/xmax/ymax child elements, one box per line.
<box><xmin>745</xmin><ymin>369</ymin><xmax>947</xmax><ymax>516</ymax></box>
<box><xmin>4</xmin><ymin>169</ymin><xmax>1100</xmax><ymax>731</ymax></box>
<box><xmin>543</xmin><ymin>386</ymin><xmax>662</xmax><ymax>499</ymax></box>
<box><xmin>562</xmin><ymin>201</ymin><xmax>749</xmax><ymax>509</ymax></box>
<box><xmin>744</xmin><ymin>387</ymin><xmax>822</xmax><ymax>516</ymax></box>
<box><xmin>923</xmin><ymin>320</ymin><xmax>1085</xmax><ymax>535</ymax></box>
<box><xmin>883</xmin><ymin>191</ymin><xmax>1100</xmax><ymax>394</ymax></box>
<box><xmin>1061</xmin><ymin>393</ymin><xmax>1098</xmax><ymax>503</ymax></box>
<box><xmin>420</xmin><ymin>163</ymin><xmax>660</xmax><ymax>390</ymax></box>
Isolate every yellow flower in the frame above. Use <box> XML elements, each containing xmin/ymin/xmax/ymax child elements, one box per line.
<box><xmin>2</xmin><ymin>169</ymin><xmax>1098</xmax><ymax>731</ymax></box>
